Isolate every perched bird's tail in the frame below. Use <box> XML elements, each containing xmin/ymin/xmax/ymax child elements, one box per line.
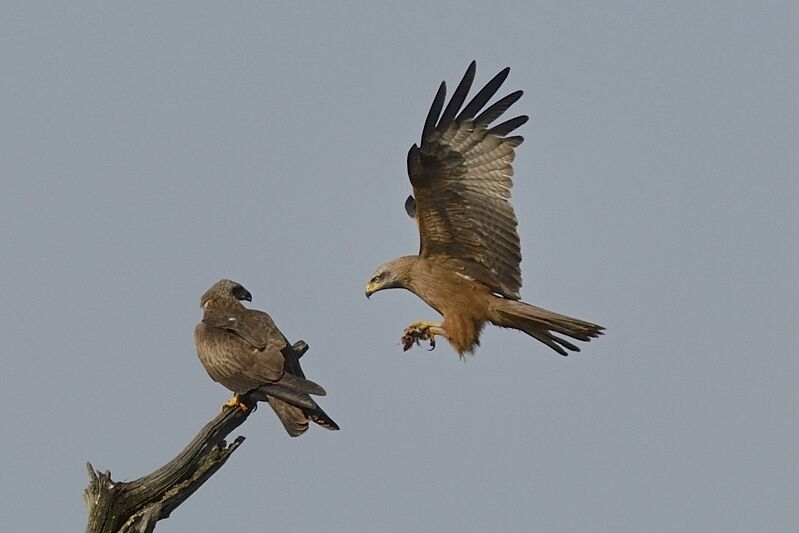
<box><xmin>489</xmin><ymin>298</ymin><xmax>604</xmax><ymax>356</ymax></box>
<box><xmin>251</xmin><ymin>371</ymin><xmax>339</xmax><ymax>438</ymax></box>
<box><xmin>309</xmin><ymin>408</ymin><xmax>340</xmax><ymax>432</ymax></box>
<box><xmin>267</xmin><ymin>397</ymin><xmax>311</xmax><ymax>437</ymax></box>
<box><xmin>266</xmin><ymin>398</ymin><xmax>340</xmax><ymax>437</ymax></box>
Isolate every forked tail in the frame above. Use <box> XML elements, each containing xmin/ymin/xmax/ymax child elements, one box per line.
<box><xmin>489</xmin><ymin>298</ymin><xmax>604</xmax><ymax>356</ymax></box>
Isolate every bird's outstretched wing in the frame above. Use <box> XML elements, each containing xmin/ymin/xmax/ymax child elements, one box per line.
<box><xmin>407</xmin><ymin>61</ymin><xmax>528</xmax><ymax>299</ymax></box>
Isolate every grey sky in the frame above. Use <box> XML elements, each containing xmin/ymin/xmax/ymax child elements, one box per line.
<box><xmin>2</xmin><ymin>2</ymin><xmax>797</xmax><ymax>532</ymax></box>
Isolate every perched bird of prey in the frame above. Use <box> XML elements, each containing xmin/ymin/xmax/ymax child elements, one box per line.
<box><xmin>365</xmin><ymin>61</ymin><xmax>604</xmax><ymax>357</ymax></box>
<box><xmin>195</xmin><ymin>279</ymin><xmax>339</xmax><ymax>436</ymax></box>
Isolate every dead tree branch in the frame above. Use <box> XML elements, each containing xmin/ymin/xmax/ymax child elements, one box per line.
<box><xmin>84</xmin><ymin>340</ymin><xmax>309</xmax><ymax>533</ymax></box>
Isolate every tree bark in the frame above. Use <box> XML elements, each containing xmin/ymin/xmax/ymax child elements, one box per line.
<box><xmin>84</xmin><ymin>340</ymin><xmax>308</xmax><ymax>533</ymax></box>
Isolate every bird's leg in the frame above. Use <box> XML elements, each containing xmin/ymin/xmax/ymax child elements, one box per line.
<box><xmin>221</xmin><ymin>395</ymin><xmax>249</xmax><ymax>412</ymax></box>
<box><xmin>402</xmin><ymin>321</ymin><xmax>448</xmax><ymax>351</ymax></box>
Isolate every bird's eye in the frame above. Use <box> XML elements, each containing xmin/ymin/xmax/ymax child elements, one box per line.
<box><xmin>371</xmin><ymin>275</ymin><xmax>380</xmax><ymax>284</ymax></box>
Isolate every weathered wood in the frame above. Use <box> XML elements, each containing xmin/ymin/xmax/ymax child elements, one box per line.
<box><xmin>84</xmin><ymin>340</ymin><xmax>308</xmax><ymax>533</ymax></box>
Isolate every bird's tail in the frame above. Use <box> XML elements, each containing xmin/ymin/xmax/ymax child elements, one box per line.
<box><xmin>309</xmin><ymin>408</ymin><xmax>340</xmax><ymax>432</ymax></box>
<box><xmin>489</xmin><ymin>298</ymin><xmax>604</xmax><ymax>356</ymax></box>
<box><xmin>267</xmin><ymin>397</ymin><xmax>311</xmax><ymax>437</ymax></box>
<box><xmin>266</xmin><ymin>398</ymin><xmax>340</xmax><ymax>437</ymax></box>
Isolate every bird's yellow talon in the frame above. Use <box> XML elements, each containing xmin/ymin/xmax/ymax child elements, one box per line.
<box><xmin>401</xmin><ymin>322</ymin><xmax>445</xmax><ymax>351</ymax></box>
<box><xmin>222</xmin><ymin>395</ymin><xmax>249</xmax><ymax>412</ymax></box>
<box><xmin>428</xmin><ymin>334</ymin><xmax>436</xmax><ymax>350</ymax></box>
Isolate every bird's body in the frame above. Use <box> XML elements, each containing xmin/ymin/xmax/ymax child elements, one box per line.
<box><xmin>379</xmin><ymin>255</ymin><xmax>490</xmax><ymax>352</ymax></box>
<box><xmin>366</xmin><ymin>62</ymin><xmax>604</xmax><ymax>357</ymax></box>
<box><xmin>195</xmin><ymin>309</ymin><xmax>285</xmax><ymax>393</ymax></box>
<box><xmin>195</xmin><ymin>279</ymin><xmax>338</xmax><ymax>436</ymax></box>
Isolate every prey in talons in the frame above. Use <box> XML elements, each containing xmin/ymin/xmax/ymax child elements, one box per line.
<box><xmin>401</xmin><ymin>321</ymin><xmax>448</xmax><ymax>351</ymax></box>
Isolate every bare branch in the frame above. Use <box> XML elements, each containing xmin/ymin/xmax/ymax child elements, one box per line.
<box><xmin>84</xmin><ymin>339</ymin><xmax>310</xmax><ymax>532</ymax></box>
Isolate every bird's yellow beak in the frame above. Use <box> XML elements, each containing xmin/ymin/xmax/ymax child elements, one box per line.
<box><xmin>365</xmin><ymin>282</ymin><xmax>377</xmax><ymax>299</ymax></box>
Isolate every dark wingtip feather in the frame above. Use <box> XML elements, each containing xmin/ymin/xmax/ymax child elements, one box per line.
<box><xmin>421</xmin><ymin>81</ymin><xmax>447</xmax><ymax>143</ymax></box>
<box><xmin>457</xmin><ymin>66</ymin><xmax>511</xmax><ymax>122</ymax></box>
<box><xmin>437</xmin><ymin>61</ymin><xmax>476</xmax><ymax>133</ymax></box>
<box><xmin>506</xmin><ymin>135</ymin><xmax>524</xmax><ymax>147</ymax></box>
<box><xmin>475</xmin><ymin>90</ymin><xmax>523</xmax><ymax>126</ymax></box>
<box><xmin>488</xmin><ymin>115</ymin><xmax>529</xmax><ymax>137</ymax></box>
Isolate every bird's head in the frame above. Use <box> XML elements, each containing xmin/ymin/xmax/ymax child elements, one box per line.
<box><xmin>365</xmin><ymin>258</ymin><xmax>412</xmax><ymax>298</ymax></box>
<box><xmin>200</xmin><ymin>279</ymin><xmax>252</xmax><ymax>309</ymax></box>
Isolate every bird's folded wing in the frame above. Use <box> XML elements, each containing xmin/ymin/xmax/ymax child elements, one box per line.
<box><xmin>277</xmin><ymin>372</ymin><xmax>326</xmax><ymax>396</ymax></box>
<box><xmin>250</xmin><ymin>384</ymin><xmax>317</xmax><ymax>410</ymax></box>
<box><xmin>202</xmin><ymin>309</ymin><xmax>287</xmax><ymax>351</ymax></box>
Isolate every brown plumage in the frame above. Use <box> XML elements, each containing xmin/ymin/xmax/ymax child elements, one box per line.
<box><xmin>365</xmin><ymin>61</ymin><xmax>604</xmax><ymax>357</ymax></box>
<box><xmin>194</xmin><ymin>279</ymin><xmax>339</xmax><ymax>436</ymax></box>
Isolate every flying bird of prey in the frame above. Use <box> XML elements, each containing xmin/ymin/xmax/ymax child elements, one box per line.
<box><xmin>365</xmin><ymin>61</ymin><xmax>604</xmax><ymax>357</ymax></box>
<box><xmin>195</xmin><ymin>279</ymin><xmax>339</xmax><ymax>436</ymax></box>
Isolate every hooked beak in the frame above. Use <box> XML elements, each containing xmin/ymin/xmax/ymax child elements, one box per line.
<box><xmin>365</xmin><ymin>283</ymin><xmax>377</xmax><ymax>299</ymax></box>
<box><xmin>231</xmin><ymin>284</ymin><xmax>252</xmax><ymax>302</ymax></box>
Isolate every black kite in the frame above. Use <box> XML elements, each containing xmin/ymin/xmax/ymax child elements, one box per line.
<box><xmin>195</xmin><ymin>279</ymin><xmax>338</xmax><ymax>436</ymax></box>
<box><xmin>365</xmin><ymin>62</ymin><xmax>604</xmax><ymax>356</ymax></box>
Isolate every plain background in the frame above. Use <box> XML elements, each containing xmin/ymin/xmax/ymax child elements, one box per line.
<box><xmin>2</xmin><ymin>2</ymin><xmax>797</xmax><ymax>532</ymax></box>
